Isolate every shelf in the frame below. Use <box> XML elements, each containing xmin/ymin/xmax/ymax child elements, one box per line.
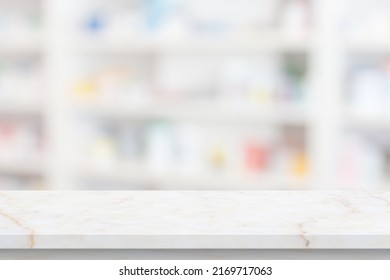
<box><xmin>0</xmin><ymin>1</ymin><xmax>368</xmax><ymax>191</ymax></box>
<box><xmin>77</xmin><ymin>166</ymin><xmax>309</xmax><ymax>190</ymax></box>
<box><xmin>75</xmin><ymin>103</ymin><xmax>308</xmax><ymax>125</ymax></box>
<box><xmin>0</xmin><ymin>39</ymin><xmax>42</xmax><ymax>55</ymax></box>
<box><xmin>0</xmin><ymin>157</ymin><xmax>44</xmax><ymax>176</ymax></box>
<box><xmin>336</xmin><ymin>182</ymin><xmax>390</xmax><ymax>191</ymax></box>
<box><xmin>344</xmin><ymin>111</ymin><xmax>390</xmax><ymax>128</ymax></box>
<box><xmin>75</xmin><ymin>33</ymin><xmax>311</xmax><ymax>54</ymax></box>
<box><xmin>344</xmin><ymin>39</ymin><xmax>390</xmax><ymax>54</ymax></box>
<box><xmin>0</xmin><ymin>102</ymin><xmax>43</xmax><ymax>117</ymax></box>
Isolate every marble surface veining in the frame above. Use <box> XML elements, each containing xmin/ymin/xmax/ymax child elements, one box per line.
<box><xmin>0</xmin><ymin>191</ymin><xmax>389</xmax><ymax>249</ymax></box>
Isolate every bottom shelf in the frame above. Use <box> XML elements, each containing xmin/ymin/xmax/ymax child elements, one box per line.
<box><xmin>76</xmin><ymin>166</ymin><xmax>309</xmax><ymax>190</ymax></box>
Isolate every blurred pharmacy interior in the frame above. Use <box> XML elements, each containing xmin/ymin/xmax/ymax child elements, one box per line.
<box><xmin>0</xmin><ymin>0</ymin><xmax>390</xmax><ymax>190</ymax></box>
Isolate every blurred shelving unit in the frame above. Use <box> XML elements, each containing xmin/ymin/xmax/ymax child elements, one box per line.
<box><xmin>1</xmin><ymin>0</ymin><xmax>389</xmax><ymax>190</ymax></box>
<box><xmin>336</xmin><ymin>0</ymin><xmax>390</xmax><ymax>191</ymax></box>
<box><xmin>0</xmin><ymin>0</ymin><xmax>46</xmax><ymax>190</ymax></box>
<box><xmin>63</xmin><ymin>0</ymin><xmax>313</xmax><ymax>190</ymax></box>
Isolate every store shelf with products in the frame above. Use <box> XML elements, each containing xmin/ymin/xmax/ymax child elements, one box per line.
<box><xmin>342</xmin><ymin>4</ymin><xmax>390</xmax><ymax>54</ymax></box>
<box><xmin>5</xmin><ymin>0</ymin><xmax>390</xmax><ymax>191</ymax></box>
<box><xmin>74</xmin><ymin>0</ymin><xmax>311</xmax><ymax>54</ymax></box>
<box><xmin>338</xmin><ymin>0</ymin><xmax>390</xmax><ymax>192</ymax></box>
<box><xmin>71</xmin><ymin>53</ymin><xmax>307</xmax><ymax>105</ymax></box>
<box><xmin>340</xmin><ymin>56</ymin><xmax>390</xmax><ymax>190</ymax></box>
<box><xmin>75</xmin><ymin>0</ymin><xmax>311</xmax><ymax>44</ymax></box>
<box><xmin>344</xmin><ymin>55</ymin><xmax>390</xmax><ymax>118</ymax></box>
<box><xmin>0</xmin><ymin>58</ymin><xmax>44</xmax><ymax>101</ymax></box>
<box><xmin>341</xmin><ymin>0</ymin><xmax>390</xmax><ymax>49</ymax></box>
<box><xmin>0</xmin><ymin>119</ymin><xmax>44</xmax><ymax>162</ymax></box>
<box><xmin>337</xmin><ymin>128</ymin><xmax>390</xmax><ymax>191</ymax></box>
<box><xmin>0</xmin><ymin>0</ymin><xmax>46</xmax><ymax>190</ymax></box>
<box><xmin>0</xmin><ymin>0</ymin><xmax>42</xmax><ymax>52</ymax></box>
<box><xmin>71</xmin><ymin>117</ymin><xmax>308</xmax><ymax>190</ymax></box>
<box><xmin>0</xmin><ymin>117</ymin><xmax>45</xmax><ymax>183</ymax></box>
<box><xmin>0</xmin><ymin>118</ymin><xmax>46</xmax><ymax>189</ymax></box>
<box><xmin>71</xmin><ymin>51</ymin><xmax>308</xmax><ymax>126</ymax></box>
<box><xmin>61</xmin><ymin>0</ymin><xmax>312</xmax><ymax>190</ymax></box>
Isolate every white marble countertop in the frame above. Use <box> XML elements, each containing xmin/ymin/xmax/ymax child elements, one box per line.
<box><xmin>0</xmin><ymin>191</ymin><xmax>389</xmax><ymax>249</ymax></box>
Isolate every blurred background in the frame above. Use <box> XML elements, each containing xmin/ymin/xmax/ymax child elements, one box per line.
<box><xmin>0</xmin><ymin>0</ymin><xmax>389</xmax><ymax>190</ymax></box>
